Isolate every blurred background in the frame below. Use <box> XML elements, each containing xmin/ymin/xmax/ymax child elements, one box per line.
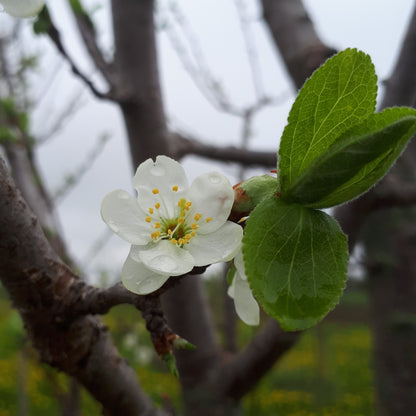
<box><xmin>0</xmin><ymin>0</ymin><xmax>415</xmax><ymax>414</ymax></box>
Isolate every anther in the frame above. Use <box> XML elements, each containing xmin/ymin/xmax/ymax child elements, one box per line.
<box><xmin>145</xmin><ymin>216</ymin><xmax>151</xmax><ymax>223</ymax></box>
<box><xmin>172</xmin><ymin>185</ymin><xmax>178</xmax><ymax>192</ymax></box>
<box><xmin>194</xmin><ymin>213</ymin><xmax>202</xmax><ymax>221</ymax></box>
<box><xmin>152</xmin><ymin>188</ymin><xmax>159</xmax><ymax>194</ymax></box>
<box><xmin>206</xmin><ymin>217</ymin><xmax>213</xmax><ymax>223</ymax></box>
<box><xmin>149</xmin><ymin>207</ymin><xmax>154</xmax><ymax>214</ymax></box>
<box><xmin>155</xmin><ymin>203</ymin><xmax>160</xmax><ymax>209</ymax></box>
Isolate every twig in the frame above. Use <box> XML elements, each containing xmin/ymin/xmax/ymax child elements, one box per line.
<box><xmin>53</xmin><ymin>133</ymin><xmax>110</xmax><ymax>203</ymax></box>
<box><xmin>45</xmin><ymin>18</ymin><xmax>116</xmax><ymax>101</ymax></box>
<box><xmin>234</xmin><ymin>0</ymin><xmax>265</xmax><ymax>101</ymax></box>
<box><xmin>172</xmin><ymin>130</ymin><xmax>277</xmax><ymax>167</ymax></box>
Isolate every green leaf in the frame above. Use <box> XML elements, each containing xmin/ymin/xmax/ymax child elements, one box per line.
<box><xmin>283</xmin><ymin>107</ymin><xmax>416</xmax><ymax>208</ymax></box>
<box><xmin>243</xmin><ymin>197</ymin><xmax>348</xmax><ymax>331</ymax></box>
<box><xmin>278</xmin><ymin>48</ymin><xmax>377</xmax><ymax>193</ymax></box>
<box><xmin>162</xmin><ymin>353</ymin><xmax>179</xmax><ymax>378</ymax></box>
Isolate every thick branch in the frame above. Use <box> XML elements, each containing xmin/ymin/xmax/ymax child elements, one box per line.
<box><xmin>0</xmin><ymin>157</ymin><xmax>165</xmax><ymax>416</ymax></box>
<box><xmin>171</xmin><ymin>131</ymin><xmax>276</xmax><ymax>167</ymax></box>
<box><xmin>261</xmin><ymin>0</ymin><xmax>336</xmax><ymax>89</ymax></box>
<box><xmin>111</xmin><ymin>0</ymin><xmax>171</xmax><ymax>163</ymax></box>
<box><xmin>219</xmin><ymin>319</ymin><xmax>300</xmax><ymax>399</ymax></box>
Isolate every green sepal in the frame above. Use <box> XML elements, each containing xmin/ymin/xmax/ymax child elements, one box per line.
<box><xmin>162</xmin><ymin>353</ymin><xmax>179</xmax><ymax>378</ymax></box>
<box><xmin>232</xmin><ymin>174</ymin><xmax>278</xmax><ymax>214</ymax></box>
<box><xmin>173</xmin><ymin>337</ymin><xmax>196</xmax><ymax>351</ymax></box>
<box><xmin>226</xmin><ymin>262</ymin><xmax>237</xmax><ymax>286</ymax></box>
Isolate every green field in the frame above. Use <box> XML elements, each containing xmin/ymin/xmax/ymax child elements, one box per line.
<box><xmin>0</xmin><ymin>287</ymin><xmax>373</xmax><ymax>415</ymax></box>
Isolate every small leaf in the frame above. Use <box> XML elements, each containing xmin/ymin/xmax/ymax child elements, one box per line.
<box><xmin>173</xmin><ymin>337</ymin><xmax>196</xmax><ymax>351</ymax></box>
<box><xmin>283</xmin><ymin>107</ymin><xmax>416</xmax><ymax>208</ymax></box>
<box><xmin>243</xmin><ymin>197</ymin><xmax>348</xmax><ymax>331</ymax></box>
<box><xmin>278</xmin><ymin>49</ymin><xmax>377</xmax><ymax>193</ymax></box>
<box><xmin>162</xmin><ymin>353</ymin><xmax>179</xmax><ymax>378</ymax></box>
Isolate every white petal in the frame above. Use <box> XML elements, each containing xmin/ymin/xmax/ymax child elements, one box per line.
<box><xmin>233</xmin><ymin>272</ymin><xmax>260</xmax><ymax>326</ymax></box>
<box><xmin>101</xmin><ymin>190</ymin><xmax>150</xmax><ymax>245</ymax></box>
<box><xmin>122</xmin><ymin>254</ymin><xmax>169</xmax><ymax>295</ymax></box>
<box><xmin>136</xmin><ymin>240</ymin><xmax>195</xmax><ymax>276</ymax></box>
<box><xmin>186</xmin><ymin>222</ymin><xmax>243</xmax><ymax>266</ymax></box>
<box><xmin>133</xmin><ymin>156</ymin><xmax>188</xmax><ymax>218</ymax></box>
<box><xmin>234</xmin><ymin>249</ymin><xmax>247</xmax><ymax>281</ymax></box>
<box><xmin>187</xmin><ymin>172</ymin><xmax>235</xmax><ymax>234</ymax></box>
<box><xmin>1</xmin><ymin>0</ymin><xmax>45</xmax><ymax>17</ymax></box>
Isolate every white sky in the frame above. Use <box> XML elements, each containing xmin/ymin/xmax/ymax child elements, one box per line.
<box><xmin>1</xmin><ymin>0</ymin><xmax>415</xmax><ymax>283</ymax></box>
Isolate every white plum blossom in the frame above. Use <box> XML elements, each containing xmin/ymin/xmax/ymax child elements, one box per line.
<box><xmin>0</xmin><ymin>0</ymin><xmax>45</xmax><ymax>17</ymax></box>
<box><xmin>101</xmin><ymin>155</ymin><xmax>243</xmax><ymax>295</ymax></box>
<box><xmin>228</xmin><ymin>249</ymin><xmax>260</xmax><ymax>326</ymax></box>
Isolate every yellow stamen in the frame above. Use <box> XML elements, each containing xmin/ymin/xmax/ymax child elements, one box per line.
<box><xmin>172</xmin><ymin>185</ymin><xmax>178</xmax><ymax>192</ymax></box>
<box><xmin>171</xmin><ymin>238</ymin><xmax>178</xmax><ymax>245</ymax></box>
<box><xmin>152</xmin><ymin>188</ymin><xmax>159</xmax><ymax>194</ymax></box>
<box><xmin>178</xmin><ymin>217</ymin><xmax>184</xmax><ymax>224</ymax></box>
<box><xmin>148</xmin><ymin>207</ymin><xmax>154</xmax><ymax>214</ymax></box>
<box><xmin>185</xmin><ymin>234</ymin><xmax>192</xmax><ymax>240</ymax></box>
<box><xmin>155</xmin><ymin>222</ymin><xmax>161</xmax><ymax>229</ymax></box>
<box><xmin>178</xmin><ymin>238</ymin><xmax>185</xmax><ymax>245</ymax></box>
<box><xmin>191</xmin><ymin>231</ymin><xmax>196</xmax><ymax>237</ymax></box>
<box><xmin>194</xmin><ymin>213</ymin><xmax>202</xmax><ymax>221</ymax></box>
<box><xmin>206</xmin><ymin>217</ymin><xmax>213</xmax><ymax>223</ymax></box>
<box><xmin>191</xmin><ymin>223</ymin><xmax>198</xmax><ymax>230</ymax></box>
<box><xmin>168</xmin><ymin>229</ymin><xmax>173</xmax><ymax>235</ymax></box>
<box><xmin>151</xmin><ymin>231</ymin><xmax>161</xmax><ymax>239</ymax></box>
<box><xmin>145</xmin><ymin>216</ymin><xmax>151</xmax><ymax>223</ymax></box>
<box><xmin>155</xmin><ymin>203</ymin><xmax>160</xmax><ymax>209</ymax></box>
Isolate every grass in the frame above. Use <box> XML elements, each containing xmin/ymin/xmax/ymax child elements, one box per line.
<box><xmin>0</xmin><ymin>287</ymin><xmax>374</xmax><ymax>415</ymax></box>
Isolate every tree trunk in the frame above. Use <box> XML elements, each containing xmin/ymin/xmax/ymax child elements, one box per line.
<box><xmin>111</xmin><ymin>0</ymin><xmax>171</xmax><ymax>167</ymax></box>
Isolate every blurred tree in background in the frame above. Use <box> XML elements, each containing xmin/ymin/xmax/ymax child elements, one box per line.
<box><xmin>1</xmin><ymin>1</ymin><xmax>416</xmax><ymax>415</ymax></box>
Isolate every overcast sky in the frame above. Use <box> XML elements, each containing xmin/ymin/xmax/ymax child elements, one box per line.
<box><xmin>1</xmin><ymin>0</ymin><xmax>415</xmax><ymax>284</ymax></box>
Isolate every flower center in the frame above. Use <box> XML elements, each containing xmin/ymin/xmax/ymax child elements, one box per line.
<box><xmin>145</xmin><ymin>186</ymin><xmax>213</xmax><ymax>247</ymax></box>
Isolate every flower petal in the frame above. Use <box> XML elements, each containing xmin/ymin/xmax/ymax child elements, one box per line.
<box><xmin>232</xmin><ymin>272</ymin><xmax>260</xmax><ymax>326</ymax></box>
<box><xmin>234</xmin><ymin>249</ymin><xmax>247</xmax><ymax>281</ymax></box>
<box><xmin>187</xmin><ymin>172</ymin><xmax>235</xmax><ymax>234</ymax></box>
<box><xmin>122</xmin><ymin>253</ymin><xmax>169</xmax><ymax>295</ymax></box>
<box><xmin>1</xmin><ymin>0</ymin><xmax>45</xmax><ymax>17</ymax></box>
<box><xmin>101</xmin><ymin>190</ymin><xmax>150</xmax><ymax>245</ymax></box>
<box><xmin>186</xmin><ymin>222</ymin><xmax>243</xmax><ymax>266</ymax></box>
<box><xmin>133</xmin><ymin>156</ymin><xmax>188</xmax><ymax>218</ymax></box>
<box><xmin>136</xmin><ymin>240</ymin><xmax>195</xmax><ymax>276</ymax></box>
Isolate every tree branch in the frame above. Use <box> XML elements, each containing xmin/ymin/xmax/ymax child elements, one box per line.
<box><xmin>219</xmin><ymin>319</ymin><xmax>300</xmax><ymax>400</ymax></box>
<box><xmin>67</xmin><ymin>0</ymin><xmax>116</xmax><ymax>87</ymax></box>
<box><xmin>261</xmin><ymin>0</ymin><xmax>336</xmax><ymax>89</ymax></box>
<box><xmin>0</xmin><ymin>156</ymin><xmax>166</xmax><ymax>416</ymax></box>
<box><xmin>44</xmin><ymin>11</ymin><xmax>117</xmax><ymax>101</ymax></box>
<box><xmin>171</xmin><ymin>131</ymin><xmax>277</xmax><ymax>168</ymax></box>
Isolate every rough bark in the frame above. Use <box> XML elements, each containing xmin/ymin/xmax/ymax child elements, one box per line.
<box><xmin>261</xmin><ymin>0</ymin><xmax>336</xmax><ymax>89</ymax></box>
<box><xmin>0</xmin><ymin>157</ymin><xmax>165</xmax><ymax>416</ymax></box>
<box><xmin>111</xmin><ymin>0</ymin><xmax>171</xmax><ymax>165</ymax></box>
